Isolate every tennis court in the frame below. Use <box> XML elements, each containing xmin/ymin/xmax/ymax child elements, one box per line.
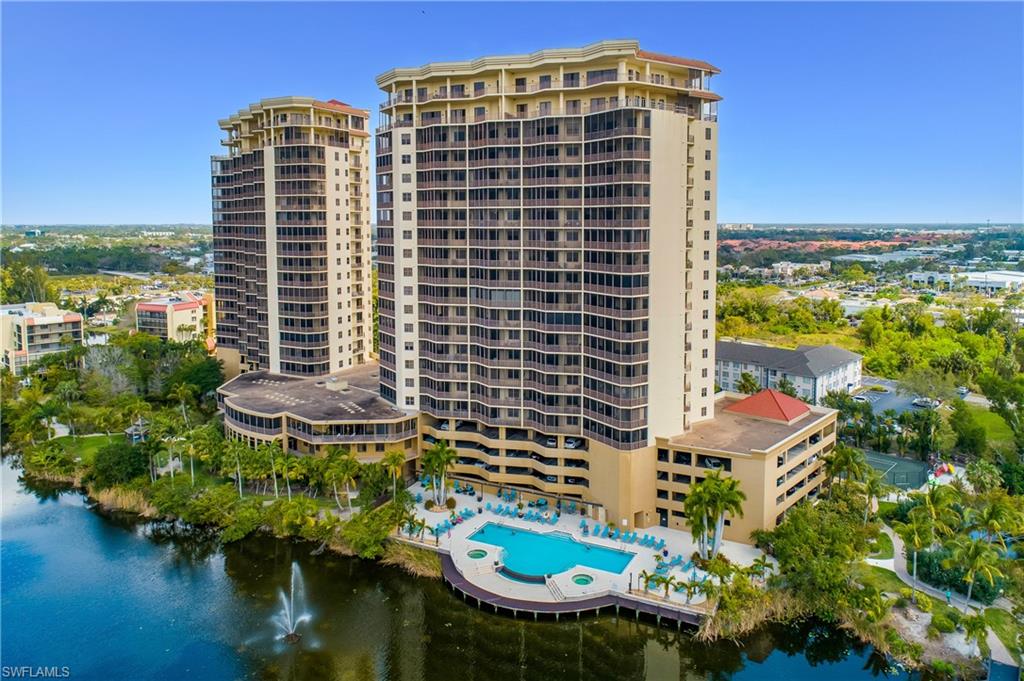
<box><xmin>864</xmin><ymin>451</ymin><xmax>930</xmax><ymax>490</ymax></box>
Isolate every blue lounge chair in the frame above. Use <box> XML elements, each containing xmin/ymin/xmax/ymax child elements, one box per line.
<box><xmin>549</xmin><ymin>514</ymin><xmax>558</xmax><ymax>525</ymax></box>
<box><xmin>655</xmin><ymin>539</ymin><xmax>666</xmax><ymax>551</ymax></box>
<box><xmin>579</xmin><ymin>519</ymin><xmax>587</xmax><ymax>529</ymax></box>
<box><xmin>415</xmin><ymin>493</ymin><xmax>423</xmax><ymax>503</ymax></box>
<box><xmin>485</xmin><ymin>502</ymin><xmax>492</xmax><ymax>511</ymax></box>
<box><xmin>609</xmin><ymin>528</ymin><xmax>618</xmax><ymax>540</ymax></box>
<box><xmin>593</xmin><ymin>523</ymin><xmax>601</xmax><ymax>535</ymax></box>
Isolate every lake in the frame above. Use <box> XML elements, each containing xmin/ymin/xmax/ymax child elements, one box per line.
<box><xmin>0</xmin><ymin>458</ymin><xmax>921</xmax><ymax>680</ymax></box>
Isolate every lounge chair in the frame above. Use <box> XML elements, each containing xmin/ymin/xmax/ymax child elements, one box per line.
<box><xmin>549</xmin><ymin>514</ymin><xmax>559</xmax><ymax>525</ymax></box>
<box><xmin>609</xmin><ymin>528</ymin><xmax>619</xmax><ymax>540</ymax></box>
<box><xmin>655</xmin><ymin>539</ymin><xmax>666</xmax><ymax>551</ymax></box>
<box><xmin>593</xmin><ymin>523</ymin><xmax>601</xmax><ymax>535</ymax></box>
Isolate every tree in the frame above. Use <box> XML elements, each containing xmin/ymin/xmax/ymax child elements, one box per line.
<box><xmin>776</xmin><ymin>377</ymin><xmax>798</xmax><ymax>399</ymax></box>
<box><xmin>898</xmin><ymin>366</ymin><xmax>956</xmax><ymax>404</ymax></box>
<box><xmin>421</xmin><ymin>439</ymin><xmax>456</xmax><ymax>505</ymax></box>
<box><xmin>656</xmin><ymin>574</ymin><xmax>680</xmax><ymax>601</ymax></box>
<box><xmin>968</xmin><ymin>490</ymin><xmax>1021</xmax><ymax>549</ymax></box>
<box><xmin>966</xmin><ymin>459</ymin><xmax>1003</xmax><ymax>496</ymax></box>
<box><xmin>382</xmin><ymin>449</ymin><xmax>406</xmax><ymax>502</ymax></box>
<box><xmin>257</xmin><ymin>441</ymin><xmax>281</xmax><ymax>499</ymax></box>
<box><xmin>277</xmin><ymin>450</ymin><xmax>300</xmax><ymax>501</ymax></box>
<box><xmin>683</xmin><ymin>470</ymin><xmax>746</xmax><ymax>559</ymax></box>
<box><xmin>90</xmin><ymin>441</ymin><xmax>148</xmax><ymax>488</ymax></box>
<box><xmin>949</xmin><ymin>400</ymin><xmax>988</xmax><ymax>457</ymax></box>
<box><xmin>325</xmin><ymin>446</ymin><xmax>360</xmax><ymax>515</ymax></box>
<box><xmin>979</xmin><ymin>372</ymin><xmax>1024</xmax><ymax>456</ymax></box>
<box><xmin>893</xmin><ymin>512</ymin><xmax>934</xmax><ymax>604</ymax></box>
<box><xmin>225</xmin><ymin>439</ymin><xmax>248</xmax><ymax>499</ymax></box>
<box><xmin>823</xmin><ymin>443</ymin><xmax>868</xmax><ymax>494</ymax></box>
<box><xmin>861</xmin><ymin>470</ymin><xmax>891</xmax><ymax>525</ymax></box>
<box><xmin>53</xmin><ymin>380</ymin><xmax>81</xmax><ymax>439</ymax></box>
<box><xmin>961</xmin><ymin>613</ymin><xmax>991</xmax><ymax>659</ymax></box>
<box><xmin>912</xmin><ymin>484</ymin><xmax>962</xmax><ymax>539</ymax></box>
<box><xmin>169</xmin><ymin>383</ymin><xmax>195</xmax><ymax>429</ymax></box>
<box><xmin>943</xmin><ymin>536</ymin><xmax>1005</xmax><ymax>613</ymax></box>
<box><xmin>736</xmin><ymin>372</ymin><xmax>761</xmax><ymax>395</ymax></box>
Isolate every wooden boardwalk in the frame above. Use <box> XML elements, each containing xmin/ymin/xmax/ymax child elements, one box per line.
<box><xmin>440</xmin><ymin>554</ymin><xmax>704</xmax><ymax>627</ymax></box>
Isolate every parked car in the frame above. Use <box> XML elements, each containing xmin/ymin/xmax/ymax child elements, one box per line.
<box><xmin>957</xmin><ymin>386</ymin><xmax>970</xmax><ymax>397</ymax></box>
<box><xmin>545</xmin><ymin>436</ymin><xmax>558</xmax><ymax>448</ymax></box>
<box><xmin>564</xmin><ymin>437</ymin><xmax>581</xmax><ymax>450</ymax></box>
<box><xmin>912</xmin><ymin>397</ymin><xmax>940</xmax><ymax>409</ymax></box>
<box><xmin>853</xmin><ymin>395</ymin><xmax>870</xmax><ymax>403</ymax></box>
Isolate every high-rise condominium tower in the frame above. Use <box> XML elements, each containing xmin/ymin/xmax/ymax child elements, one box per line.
<box><xmin>374</xmin><ymin>40</ymin><xmax>720</xmax><ymax>518</ymax></box>
<box><xmin>213</xmin><ymin>97</ymin><xmax>373</xmax><ymax>377</ymax></box>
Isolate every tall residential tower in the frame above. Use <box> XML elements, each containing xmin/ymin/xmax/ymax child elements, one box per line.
<box><xmin>213</xmin><ymin>97</ymin><xmax>373</xmax><ymax>378</ymax></box>
<box><xmin>374</xmin><ymin>40</ymin><xmax>720</xmax><ymax>521</ymax></box>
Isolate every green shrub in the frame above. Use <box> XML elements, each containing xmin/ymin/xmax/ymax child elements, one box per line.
<box><xmin>917</xmin><ymin>596</ymin><xmax>932</xmax><ymax>613</ymax></box>
<box><xmin>445</xmin><ymin>497</ymin><xmax>456</xmax><ymax>510</ymax></box>
<box><xmin>90</xmin><ymin>441</ymin><xmax>149</xmax><ymax>489</ymax></box>
<box><xmin>899</xmin><ymin>587</ymin><xmax>913</xmax><ymax>600</ymax></box>
<box><xmin>914</xmin><ymin>547</ymin><xmax>1004</xmax><ymax>604</ymax></box>
<box><xmin>894</xmin><ymin>597</ymin><xmax>908</xmax><ymax>609</ymax></box>
<box><xmin>931</xmin><ymin>613</ymin><xmax>955</xmax><ymax>633</ymax></box>
<box><xmin>926</xmin><ymin>625</ymin><xmax>941</xmax><ymax>640</ymax></box>
<box><xmin>945</xmin><ymin>609</ymin><xmax>960</xmax><ymax>626</ymax></box>
<box><xmin>424</xmin><ymin>498</ymin><xmax>435</xmax><ymax>510</ymax></box>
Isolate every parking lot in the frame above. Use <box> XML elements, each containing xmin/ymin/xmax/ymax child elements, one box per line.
<box><xmin>858</xmin><ymin>377</ymin><xmax>929</xmax><ymax>416</ymax></box>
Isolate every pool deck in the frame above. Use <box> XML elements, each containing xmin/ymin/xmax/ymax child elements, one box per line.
<box><xmin>402</xmin><ymin>483</ymin><xmax>765</xmax><ymax>624</ymax></box>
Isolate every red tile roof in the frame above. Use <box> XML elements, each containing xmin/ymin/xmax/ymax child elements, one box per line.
<box><xmin>318</xmin><ymin>99</ymin><xmax>369</xmax><ymax>117</ymax></box>
<box><xmin>723</xmin><ymin>389</ymin><xmax>810</xmax><ymax>423</ymax></box>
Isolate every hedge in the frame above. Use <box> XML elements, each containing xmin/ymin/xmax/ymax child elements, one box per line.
<box><xmin>911</xmin><ymin>547</ymin><xmax>1004</xmax><ymax>605</ymax></box>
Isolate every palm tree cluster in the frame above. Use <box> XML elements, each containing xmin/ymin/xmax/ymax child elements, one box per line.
<box><xmin>683</xmin><ymin>470</ymin><xmax>747</xmax><ymax>560</ymax></box>
<box><xmin>822</xmin><ymin>391</ymin><xmax>940</xmax><ymax>459</ymax></box>
<box><xmin>420</xmin><ymin>440</ymin><xmax>456</xmax><ymax>505</ymax></box>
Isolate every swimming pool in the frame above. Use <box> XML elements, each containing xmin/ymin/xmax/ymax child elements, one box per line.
<box><xmin>468</xmin><ymin>523</ymin><xmax>634</xmax><ymax>577</ymax></box>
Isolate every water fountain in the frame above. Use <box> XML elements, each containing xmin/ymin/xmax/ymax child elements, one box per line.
<box><xmin>272</xmin><ymin>562</ymin><xmax>311</xmax><ymax>644</ymax></box>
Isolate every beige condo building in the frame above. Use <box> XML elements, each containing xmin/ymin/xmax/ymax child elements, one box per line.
<box><xmin>217</xmin><ymin>43</ymin><xmax>837</xmax><ymax>543</ymax></box>
<box><xmin>212</xmin><ymin>97</ymin><xmax>373</xmax><ymax>378</ymax></box>
<box><xmin>0</xmin><ymin>303</ymin><xmax>84</xmax><ymax>374</ymax></box>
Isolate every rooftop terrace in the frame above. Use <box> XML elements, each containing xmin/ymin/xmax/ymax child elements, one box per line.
<box><xmin>218</xmin><ymin>362</ymin><xmax>413</xmax><ymax>423</ymax></box>
<box><xmin>669</xmin><ymin>393</ymin><xmax>835</xmax><ymax>455</ymax></box>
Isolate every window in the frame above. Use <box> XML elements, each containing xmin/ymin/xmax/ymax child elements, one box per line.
<box><xmin>701</xmin><ymin>387</ymin><xmax>708</xmax><ymax>397</ymax></box>
<box><xmin>402</xmin><ymin>192</ymin><xmax>412</xmax><ymax>201</ymax></box>
<box><xmin>702</xmin><ymin>309</ymin><xmax>709</xmax><ymax>319</ymax></box>
<box><xmin>704</xmin><ymin>211</ymin><xmax>711</xmax><ymax>220</ymax></box>
<box><xmin>401</xmin><ymin>154</ymin><xmax>411</xmax><ymax>164</ymax></box>
<box><xmin>403</xmin><ymin>230</ymin><xmax>412</xmax><ymax>239</ymax></box>
<box><xmin>405</xmin><ymin>378</ymin><xmax>414</xmax><ymax>387</ymax></box>
<box><xmin>405</xmin><ymin>397</ymin><xmax>415</xmax><ymax>405</ymax></box>
<box><xmin>702</xmin><ymin>290</ymin><xmax>709</xmax><ymax>300</ymax></box>
<box><xmin>701</xmin><ymin>407</ymin><xmax>707</xmax><ymax>416</ymax></box>
<box><xmin>657</xmin><ymin>489</ymin><xmax>669</xmax><ymax>500</ymax></box>
<box><xmin>702</xmin><ymin>348</ymin><xmax>709</xmax><ymax>358</ymax></box>
<box><xmin>703</xmin><ymin>250</ymin><xmax>710</xmax><ymax>260</ymax></box>
<box><xmin>704</xmin><ymin>170</ymin><xmax>711</xmax><ymax>181</ymax></box>
<box><xmin>705</xmin><ymin>128</ymin><xmax>712</xmax><ymax>140</ymax></box>
<box><xmin>701</xmin><ymin>368</ymin><xmax>708</xmax><ymax>378</ymax></box>
<box><xmin>657</xmin><ymin>448</ymin><xmax>669</xmax><ymax>462</ymax></box>
<box><xmin>704</xmin><ymin>230</ymin><xmax>710</xmax><ymax>239</ymax></box>
<box><xmin>402</xmin><ymin>211</ymin><xmax>412</xmax><ymax>220</ymax></box>
<box><xmin>401</xmin><ymin>134</ymin><xmax>411</xmax><ymax>144</ymax></box>
<box><xmin>704</xmin><ymin>191</ymin><xmax>711</xmax><ymax>201</ymax></box>
<box><xmin>705</xmin><ymin>150</ymin><xmax>711</xmax><ymax>161</ymax></box>
<box><xmin>402</xmin><ymin>173</ymin><xmax>411</xmax><ymax>182</ymax></box>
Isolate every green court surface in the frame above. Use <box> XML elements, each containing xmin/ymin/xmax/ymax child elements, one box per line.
<box><xmin>864</xmin><ymin>450</ymin><xmax>930</xmax><ymax>490</ymax></box>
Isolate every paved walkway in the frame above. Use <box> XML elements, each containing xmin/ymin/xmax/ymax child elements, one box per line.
<box><xmin>876</xmin><ymin>526</ymin><xmax>1017</xmax><ymax>667</ymax></box>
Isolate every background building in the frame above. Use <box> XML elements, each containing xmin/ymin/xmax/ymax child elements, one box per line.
<box><xmin>906</xmin><ymin>269</ymin><xmax>1024</xmax><ymax>294</ymax></box>
<box><xmin>715</xmin><ymin>339</ymin><xmax>862</xmax><ymax>403</ymax></box>
<box><xmin>135</xmin><ymin>292</ymin><xmax>213</xmax><ymax>342</ymax></box>
<box><xmin>0</xmin><ymin>303</ymin><xmax>84</xmax><ymax>373</ymax></box>
<box><xmin>212</xmin><ymin>97</ymin><xmax>373</xmax><ymax>378</ymax></box>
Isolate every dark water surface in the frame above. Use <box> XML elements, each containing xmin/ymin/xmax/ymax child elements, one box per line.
<box><xmin>1</xmin><ymin>459</ymin><xmax>921</xmax><ymax>680</ymax></box>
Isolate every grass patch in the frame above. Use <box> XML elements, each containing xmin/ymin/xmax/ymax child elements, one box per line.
<box><xmin>50</xmin><ymin>434</ymin><xmax>119</xmax><ymax>466</ymax></box>
<box><xmin>970</xmin><ymin>406</ymin><xmax>1015</xmax><ymax>449</ymax></box>
<box><xmin>985</xmin><ymin>608</ymin><xmax>1022</xmax><ymax>664</ymax></box>
<box><xmin>877</xmin><ymin>500</ymin><xmax>897</xmax><ymax>521</ymax></box>
<box><xmin>870</xmin><ymin>531</ymin><xmax>894</xmax><ymax>560</ymax></box>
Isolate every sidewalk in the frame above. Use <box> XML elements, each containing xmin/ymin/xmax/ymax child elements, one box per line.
<box><xmin>880</xmin><ymin>526</ymin><xmax>1017</xmax><ymax>667</ymax></box>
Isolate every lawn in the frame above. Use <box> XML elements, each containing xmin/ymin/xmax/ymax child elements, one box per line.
<box><xmin>970</xmin><ymin>406</ymin><xmax>1015</xmax><ymax>450</ymax></box>
<box><xmin>869</xmin><ymin>531</ymin><xmax>894</xmax><ymax>560</ymax></box>
<box><xmin>50</xmin><ymin>434</ymin><xmax>120</xmax><ymax>465</ymax></box>
<box><xmin>877</xmin><ymin>500</ymin><xmax>897</xmax><ymax>521</ymax></box>
<box><xmin>985</xmin><ymin>607</ymin><xmax>1022</xmax><ymax>664</ymax></box>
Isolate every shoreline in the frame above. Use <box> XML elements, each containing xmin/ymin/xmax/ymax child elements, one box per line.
<box><xmin>8</xmin><ymin>459</ymin><xmax>987</xmax><ymax>677</ymax></box>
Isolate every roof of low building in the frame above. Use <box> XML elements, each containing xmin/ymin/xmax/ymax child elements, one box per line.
<box><xmin>217</xmin><ymin>362</ymin><xmax>415</xmax><ymax>423</ymax></box>
<box><xmin>668</xmin><ymin>393</ymin><xmax>835</xmax><ymax>454</ymax></box>
<box><xmin>724</xmin><ymin>389</ymin><xmax>810</xmax><ymax>424</ymax></box>
<box><xmin>716</xmin><ymin>340</ymin><xmax>861</xmax><ymax>378</ymax></box>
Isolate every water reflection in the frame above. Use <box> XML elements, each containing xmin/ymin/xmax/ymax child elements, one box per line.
<box><xmin>0</xmin><ymin>459</ymin><xmax>918</xmax><ymax>681</ymax></box>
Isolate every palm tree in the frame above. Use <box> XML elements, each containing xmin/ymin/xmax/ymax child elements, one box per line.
<box><xmin>257</xmin><ymin>441</ymin><xmax>281</xmax><ymax>499</ymax></box>
<box><xmin>914</xmin><ymin>484</ymin><xmax>962</xmax><ymax>539</ymax></box>
<box><xmin>277</xmin><ymin>451</ymin><xmax>300</xmax><ymax>501</ymax></box>
<box><xmin>684</xmin><ymin>470</ymin><xmax>746</xmax><ymax>559</ymax></box>
<box><xmin>893</xmin><ymin>512</ymin><xmax>934</xmax><ymax>604</ymax></box>
<box><xmin>943</xmin><ymin>536</ymin><xmax>1005</xmax><ymax>613</ymax></box>
<box><xmin>750</xmin><ymin>555</ymin><xmax>772</xmax><ymax>585</ymax></box>
<box><xmin>824</xmin><ymin>443</ymin><xmax>868</xmax><ymax>495</ymax></box>
<box><xmin>54</xmin><ymin>381</ymin><xmax>81</xmax><ymax>439</ymax></box>
<box><xmin>861</xmin><ymin>470</ymin><xmax>891</xmax><ymax>525</ymax></box>
<box><xmin>657</xmin><ymin>574</ymin><xmax>680</xmax><ymax>601</ymax></box>
<box><xmin>421</xmin><ymin>440</ymin><xmax>457</xmax><ymax>505</ymax></box>
<box><xmin>961</xmin><ymin>613</ymin><xmax>991</xmax><ymax>659</ymax></box>
<box><xmin>638</xmin><ymin>570</ymin><xmax>658</xmax><ymax>593</ymax></box>
<box><xmin>325</xmin><ymin>446</ymin><xmax>360</xmax><ymax>515</ymax></box>
<box><xmin>382</xmin><ymin>449</ymin><xmax>406</xmax><ymax>502</ymax></box>
<box><xmin>736</xmin><ymin>372</ymin><xmax>761</xmax><ymax>395</ymax></box>
<box><xmin>969</xmin><ymin>491</ymin><xmax>1021</xmax><ymax>550</ymax></box>
<box><xmin>225</xmin><ymin>439</ymin><xmax>248</xmax><ymax>498</ymax></box>
<box><xmin>169</xmin><ymin>383</ymin><xmax>195</xmax><ymax>429</ymax></box>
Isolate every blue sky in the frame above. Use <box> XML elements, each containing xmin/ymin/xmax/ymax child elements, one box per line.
<box><xmin>2</xmin><ymin>2</ymin><xmax>1022</xmax><ymax>225</ymax></box>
